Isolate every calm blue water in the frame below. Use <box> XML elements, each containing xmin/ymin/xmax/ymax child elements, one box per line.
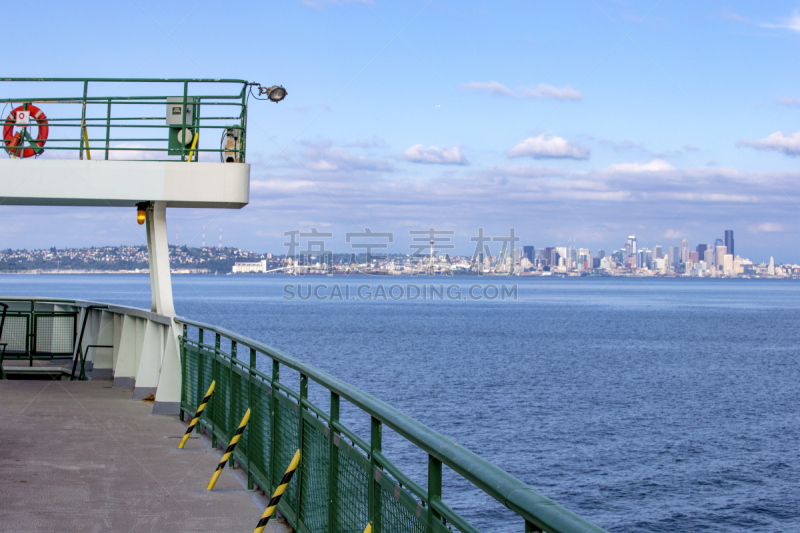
<box><xmin>2</xmin><ymin>274</ymin><xmax>798</xmax><ymax>533</ymax></box>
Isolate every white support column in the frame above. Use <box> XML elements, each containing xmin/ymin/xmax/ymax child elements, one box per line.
<box><xmin>133</xmin><ymin>320</ymin><xmax>163</xmax><ymax>400</ymax></box>
<box><xmin>111</xmin><ymin>314</ymin><xmax>123</xmax><ymax>369</ymax></box>
<box><xmin>113</xmin><ymin>315</ymin><xmax>138</xmax><ymax>389</ymax></box>
<box><xmin>146</xmin><ymin>201</ymin><xmax>175</xmax><ymax>317</ymax></box>
<box><xmin>145</xmin><ymin>199</ymin><xmax>183</xmax><ymax>415</ymax></box>
<box><xmin>85</xmin><ymin>308</ymin><xmax>100</xmax><ymax>365</ymax></box>
<box><xmin>153</xmin><ymin>321</ymin><xmax>182</xmax><ymax>415</ymax></box>
<box><xmin>92</xmin><ymin>311</ymin><xmax>115</xmax><ymax>379</ymax></box>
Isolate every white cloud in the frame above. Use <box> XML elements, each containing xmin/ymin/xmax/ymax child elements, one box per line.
<box><xmin>602</xmin><ymin>159</ymin><xmax>675</xmax><ymax>173</ymax></box>
<box><xmin>777</xmin><ymin>96</ymin><xmax>800</xmax><ymax>107</ymax></box>
<box><xmin>518</xmin><ymin>84</ymin><xmax>582</xmax><ymax>100</ymax></box>
<box><xmin>401</xmin><ymin>144</ymin><xmax>468</xmax><ymax>165</ymax></box>
<box><xmin>508</xmin><ymin>134</ymin><xmax>590</xmax><ymax>160</ymax></box>
<box><xmin>663</xmin><ymin>229</ymin><xmax>683</xmax><ymax>239</ymax></box>
<box><xmin>752</xmin><ymin>223</ymin><xmax>785</xmax><ymax>233</ymax></box>
<box><xmin>461</xmin><ymin>81</ymin><xmax>582</xmax><ymax>101</ymax></box>
<box><xmin>251</xmin><ymin>179</ymin><xmax>318</xmax><ymax>193</ymax></box>
<box><xmin>761</xmin><ymin>10</ymin><xmax>800</xmax><ymax>32</ymax></box>
<box><xmin>738</xmin><ymin>131</ymin><xmax>800</xmax><ymax>157</ymax></box>
<box><xmin>461</xmin><ymin>81</ymin><xmax>514</xmax><ymax>97</ymax></box>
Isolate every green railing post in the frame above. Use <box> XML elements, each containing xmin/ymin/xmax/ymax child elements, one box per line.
<box><xmin>27</xmin><ymin>301</ymin><xmax>33</xmax><ymax>366</ymax></box>
<box><xmin>104</xmin><ymin>98</ymin><xmax>111</xmax><ymax>160</ymax></box>
<box><xmin>212</xmin><ymin>332</ymin><xmax>220</xmax><ymax>449</ymax></box>
<box><xmin>370</xmin><ymin>416</ymin><xmax>382</xmax><ymax>533</ymax></box>
<box><xmin>197</xmin><ymin>327</ymin><xmax>204</xmax><ymax>433</ymax></box>
<box><xmin>181</xmin><ymin>81</ymin><xmax>188</xmax><ymax>162</ymax></box>
<box><xmin>427</xmin><ymin>455</ymin><xmax>442</xmax><ymax>533</ymax></box>
<box><xmin>79</xmin><ymin>80</ymin><xmax>88</xmax><ymax>160</ymax></box>
<box><xmin>328</xmin><ymin>392</ymin><xmax>340</xmax><ymax>533</ymax></box>
<box><xmin>295</xmin><ymin>373</ymin><xmax>308</xmax><ymax>526</ymax></box>
<box><xmin>180</xmin><ymin>323</ymin><xmax>187</xmax><ymax>422</ymax></box>
<box><xmin>193</xmin><ymin>97</ymin><xmax>200</xmax><ymax>162</ymax></box>
<box><xmin>526</xmin><ymin>520</ymin><xmax>542</xmax><ymax>533</ymax></box>
<box><xmin>229</xmin><ymin>340</ymin><xmax>237</xmax><ymax>468</ymax></box>
<box><xmin>270</xmin><ymin>359</ymin><xmax>279</xmax><ymax>490</ymax></box>
<box><xmin>240</xmin><ymin>101</ymin><xmax>247</xmax><ymax>162</ymax></box>
<box><xmin>248</xmin><ymin>346</ymin><xmax>256</xmax><ymax>490</ymax></box>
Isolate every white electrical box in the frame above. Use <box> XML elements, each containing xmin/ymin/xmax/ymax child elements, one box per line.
<box><xmin>166</xmin><ymin>96</ymin><xmax>194</xmax><ymax>125</ymax></box>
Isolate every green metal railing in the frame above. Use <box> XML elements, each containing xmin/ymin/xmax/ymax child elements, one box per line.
<box><xmin>176</xmin><ymin>317</ymin><xmax>609</xmax><ymax>533</ymax></box>
<box><xmin>0</xmin><ymin>299</ymin><xmax>77</xmax><ymax>365</ymax></box>
<box><xmin>1</xmin><ymin>78</ymin><xmax>254</xmax><ymax>162</ymax></box>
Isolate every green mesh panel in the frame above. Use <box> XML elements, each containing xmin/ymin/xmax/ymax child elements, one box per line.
<box><xmin>181</xmin><ymin>343</ymin><xmax>199</xmax><ymax>411</ymax></box>
<box><xmin>230</xmin><ymin>368</ymin><xmax>249</xmax><ymax>453</ymax></box>
<box><xmin>0</xmin><ymin>315</ymin><xmax>28</xmax><ymax>354</ymax></box>
<box><xmin>299</xmin><ymin>419</ymin><xmax>329</xmax><ymax>533</ymax></box>
<box><xmin>34</xmin><ymin>315</ymin><xmax>75</xmax><ymax>354</ymax></box>
<box><xmin>273</xmin><ymin>397</ymin><xmax>300</xmax><ymax>511</ymax></box>
<box><xmin>248</xmin><ymin>381</ymin><xmax>272</xmax><ymax>485</ymax></box>
<box><xmin>213</xmin><ymin>362</ymin><xmax>232</xmax><ymax>439</ymax></box>
<box><xmin>198</xmin><ymin>348</ymin><xmax>214</xmax><ymax>424</ymax></box>
<box><xmin>379</xmin><ymin>481</ymin><xmax>426</xmax><ymax>533</ymax></box>
<box><xmin>333</xmin><ymin>442</ymin><xmax>369</xmax><ymax>533</ymax></box>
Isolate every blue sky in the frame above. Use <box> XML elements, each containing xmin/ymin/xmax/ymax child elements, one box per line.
<box><xmin>4</xmin><ymin>1</ymin><xmax>800</xmax><ymax>262</ymax></box>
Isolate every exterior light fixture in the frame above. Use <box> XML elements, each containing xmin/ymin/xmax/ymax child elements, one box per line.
<box><xmin>136</xmin><ymin>202</ymin><xmax>148</xmax><ymax>225</ymax></box>
<box><xmin>259</xmin><ymin>85</ymin><xmax>287</xmax><ymax>103</ymax></box>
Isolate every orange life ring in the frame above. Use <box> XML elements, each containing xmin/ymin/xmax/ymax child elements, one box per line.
<box><xmin>3</xmin><ymin>105</ymin><xmax>48</xmax><ymax>158</ymax></box>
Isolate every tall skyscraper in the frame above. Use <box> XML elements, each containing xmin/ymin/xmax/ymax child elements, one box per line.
<box><xmin>704</xmin><ymin>248</ymin><xmax>714</xmax><ymax>268</ymax></box>
<box><xmin>696</xmin><ymin>244</ymin><xmax>707</xmax><ymax>257</ymax></box>
<box><xmin>724</xmin><ymin>230</ymin><xmax>734</xmax><ymax>257</ymax></box>
<box><xmin>523</xmin><ymin>246</ymin><xmax>534</xmax><ymax>263</ymax></box>
<box><xmin>654</xmin><ymin>245</ymin><xmax>663</xmax><ymax>259</ymax></box>
<box><xmin>715</xmin><ymin>245</ymin><xmax>727</xmax><ymax>271</ymax></box>
<box><xmin>668</xmin><ymin>246</ymin><xmax>678</xmax><ymax>268</ymax></box>
<box><xmin>680</xmin><ymin>239</ymin><xmax>689</xmax><ymax>263</ymax></box>
<box><xmin>627</xmin><ymin>236</ymin><xmax>637</xmax><ymax>268</ymax></box>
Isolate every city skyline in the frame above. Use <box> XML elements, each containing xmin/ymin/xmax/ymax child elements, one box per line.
<box><xmin>3</xmin><ymin>228</ymin><xmax>796</xmax><ymax>277</ymax></box>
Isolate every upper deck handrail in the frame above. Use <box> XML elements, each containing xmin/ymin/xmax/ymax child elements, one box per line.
<box><xmin>0</xmin><ymin>78</ymin><xmax>255</xmax><ymax>162</ymax></box>
<box><xmin>3</xmin><ymin>78</ymin><xmax>250</xmax><ymax>83</ymax></box>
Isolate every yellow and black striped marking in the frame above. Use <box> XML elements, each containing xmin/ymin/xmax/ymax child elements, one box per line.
<box><xmin>178</xmin><ymin>380</ymin><xmax>216</xmax><ymax>449</ymax></box>
<box><xmin>206</xmin><ymin>408</ymin><xmax>251</xmax><ymax>490</ymax></box>
<box><xmin>253</xmin><ymin>450</ymin><xmax>301</xmax><ymax>533</ymax></box>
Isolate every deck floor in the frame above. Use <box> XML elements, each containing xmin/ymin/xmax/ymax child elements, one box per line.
<box><xmin>0</xmin><ymin>379</ymin><xmax>283</xmax><ymax>533</ymax></box>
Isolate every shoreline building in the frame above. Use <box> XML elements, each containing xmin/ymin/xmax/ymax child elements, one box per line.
<box><xmin>232</xmin><ymin>259</ymin><xmax>268</xmax><ymax>273</ymax></box>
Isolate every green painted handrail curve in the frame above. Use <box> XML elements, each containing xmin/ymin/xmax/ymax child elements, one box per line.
<box><xmin>175</xmin><ymin>316</ymin><xmax>609</xmax><ymax>533</ymax></box>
